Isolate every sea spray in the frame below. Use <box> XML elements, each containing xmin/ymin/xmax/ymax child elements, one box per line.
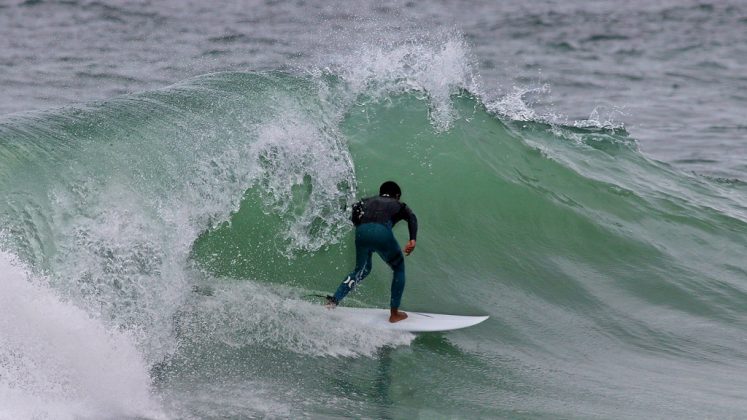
<box><xmin>0</xmin><ymin>251</ymin><xmax>164</xmax><ymax>419</ymax></box>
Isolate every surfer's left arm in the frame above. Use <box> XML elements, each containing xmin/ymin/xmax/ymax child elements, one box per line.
<box><xmin>401</xmin><ymin>203</ymin><xmax>417</xmax><ymax>255</ymax></box>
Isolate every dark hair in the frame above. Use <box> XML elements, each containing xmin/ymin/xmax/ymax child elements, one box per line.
<box><xmin>379</xmin><ymin>181</ymin><xmax>401</xmax><ymax>199</ymax></box>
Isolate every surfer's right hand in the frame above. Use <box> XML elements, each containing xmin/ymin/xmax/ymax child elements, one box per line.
<box><xmin>404</xmin><ymin>240</ymin><xmax>416</xmax><ymax>256</ymax></box>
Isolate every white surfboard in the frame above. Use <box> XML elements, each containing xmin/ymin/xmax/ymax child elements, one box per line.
<box><xmin>331</xmin><ymin>307</ymin><xmax>488</xmax><ymax>332</ymax></box>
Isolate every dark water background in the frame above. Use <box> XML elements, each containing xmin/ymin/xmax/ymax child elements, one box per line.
<box><xmin>2</xmin><ymin>0</ymin><xmax>746</xmax><ymax>178</ymax></box>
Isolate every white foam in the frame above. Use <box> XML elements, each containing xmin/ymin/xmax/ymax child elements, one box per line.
<box><xmin>0</xmin><ymin>251</ymin><xmax>165</xmax><ymax>420</ymax></box>
<box><xmin>486</xmin><ymin>84</ymin><xmax>551</xmax><ymax>121</ymax></box>
<box><xmin>323</xmin><ymin>32</ymin><xmax>480</xmax><ymax>131</ymax></box>
<box><xmin>180</xmin><ymin>281</ymin><xmax>414</xmax><ymax>358</ymax></box>
<box><xmin>250</xmin><ymin>106</ymin><xmax>356</xmax><ymax>254</ymax></box>
<box><xmin>572</xmin><ymin>105</ymin><xmax>628</xmax><ymax>130</ymax></box>
<box><xmin>483</xmin><ymin>74</ymin><xmax>631</xmax><ymax>135</ymax></box>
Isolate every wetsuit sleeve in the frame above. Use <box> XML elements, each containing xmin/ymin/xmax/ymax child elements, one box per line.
<box><xmin>400</xmin><ymin>203</ymin><xmax>418</xmax><ymax>241</ymax></box>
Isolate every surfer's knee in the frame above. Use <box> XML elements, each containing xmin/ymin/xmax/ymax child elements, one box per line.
<box><xmin>386</xmin><ymin>253</ymin><xmax>404</xmax><ymax>272</ymax></box>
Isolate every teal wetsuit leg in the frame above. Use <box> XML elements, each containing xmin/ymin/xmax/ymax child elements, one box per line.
<box><xmin>333</xmin><ymin>223</ymin><xmax>406</xmax><ymax>308</ymax></box>
<box><xmin>377</xmin><ymin>233</ymin><xmax>405</xmax><ymax>309</ymax></box>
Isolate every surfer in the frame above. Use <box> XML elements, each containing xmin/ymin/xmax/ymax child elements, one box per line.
<box><xmin>326</xmin><ymin>181</ymin><xmax>417</xmax><ymax>323</ymax></box>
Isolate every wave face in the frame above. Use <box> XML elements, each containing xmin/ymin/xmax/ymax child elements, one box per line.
<box><xmin>2</xmin><ymin>41</ymin><xmax>747</xmax><ymax>418</ymax></box>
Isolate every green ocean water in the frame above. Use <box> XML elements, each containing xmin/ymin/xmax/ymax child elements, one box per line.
<box><xmin>1</xmin><ymin>70</ymin><xmax>747</xmax><ymax>418</ymax></box>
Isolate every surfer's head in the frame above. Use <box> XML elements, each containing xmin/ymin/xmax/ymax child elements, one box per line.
<box><xmin>379</xmin><ymin>181</ymin><xmax>401</xmax><ymax>200</ymax></box>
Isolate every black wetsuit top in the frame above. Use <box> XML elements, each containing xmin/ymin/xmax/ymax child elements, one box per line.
<box><xmin>351</xmin><ymin>195</ymin><xmax>418</xmax><ymax>241</ymax></box>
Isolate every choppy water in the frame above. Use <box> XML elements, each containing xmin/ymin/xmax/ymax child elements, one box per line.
<box><xmin>1</xmin><ymin>1</ymin><xmax>746</xmax><ymax>419</ymax></box>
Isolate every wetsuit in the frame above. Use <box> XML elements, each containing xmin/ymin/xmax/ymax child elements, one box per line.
<box><xmin>331</xmin><ymin>194</ymin><xmax>418</xmax><ymax>308</ymax></box>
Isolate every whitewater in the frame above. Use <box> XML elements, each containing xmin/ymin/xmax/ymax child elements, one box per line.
<box><xmin>1</xmin><ymin>1</ymin><xmax>746</xmax><ymax>419</ymax></box>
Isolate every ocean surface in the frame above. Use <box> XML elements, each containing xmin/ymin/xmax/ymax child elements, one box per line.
<box><xmin>1</xmin><ymin>1</ymin><xmax>746</xmax><ymax>419</ymax></box>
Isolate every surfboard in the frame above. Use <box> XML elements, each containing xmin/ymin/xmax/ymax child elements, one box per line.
<box><xmin>331</xmin><ymin>307</ymin><xmax>488</xmax><ymax>332</ymax></box>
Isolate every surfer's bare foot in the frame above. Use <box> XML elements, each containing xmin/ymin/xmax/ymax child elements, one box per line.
<box><xmin>389</xmin><ymin>309</ymin><xmax>408</xmax><ymax>323</ymax></box>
